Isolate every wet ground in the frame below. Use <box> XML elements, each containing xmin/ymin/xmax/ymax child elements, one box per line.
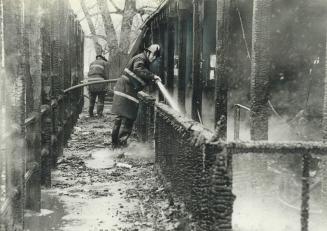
<box><xmin>24</xmin><ymin>107</ymin><xmax>193</xmax><ymax>231</ymax></box>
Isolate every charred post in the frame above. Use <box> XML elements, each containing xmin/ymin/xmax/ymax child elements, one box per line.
<box><xmin>166</xmin><ymin>15</ymin><xmax>175</xmax><ymax>95</ymax></box>
<box><xmin>24</xmin><ymin>0</ymin><xmax>42</xmax><ymax>212</ymax></box>
<box><xmin>157</xmin><ymin>19</ymin><xmax>166</xmax><ymax>102</ymax></box>
<box><xmin>177</xmin><ymin>2</ymin><xmax>188</xmax><ymax>113</ymax></box>
<box><xmin>323</xmin><ymin>25</ymin><xmax>327</xmax><ymax>141</ymax></box>
<box><xmin>214</xmin><ymin>0</ymin><xmax>232</xmax><ymax>140</ymax></box>
<box><xmin>63</xmin><ymin>12</ymin><xmax>72</xmax><ymax>145</ymax></box>
<box><xmin>40</xmin><ymin>0</ymin><xmax>52</xmax><ymax>187</ymax></box>
<box><xmin>191</xmin><ymin>0</ymin><xmax>203</xmax><ymax>122</ymax></box>
<box><xmin>3</xmin><ymin>0</ymin><xmax>25</xmax><ymax>228</ymax></box>
<box><xmin>300</xmin><ymin>152</ymin><xmax>310</xmax><ymax>231</ymax></box>
<box><xmin>249</xmin><ymin>0</ymin><xmax>272</xmax><ymax>141</ymax></box>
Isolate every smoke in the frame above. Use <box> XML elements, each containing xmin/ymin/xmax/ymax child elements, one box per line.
<box><xmin>233</xmin><ymin>153</ymin><xmax>327</xmax><ymax>231</ymax></box>
<box><xmin>124</xmin><ymin>141</ymin><xmax>154</xmax><ymax>161</ymax></box>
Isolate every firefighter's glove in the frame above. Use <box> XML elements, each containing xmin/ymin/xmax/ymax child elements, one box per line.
<box><xmin>153</xmin><ymin>75</ymin><xmax>161</xmax><ymax>82</ymax></box>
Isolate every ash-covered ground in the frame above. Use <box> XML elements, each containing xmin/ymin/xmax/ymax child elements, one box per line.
<box><xmin>24</xmin><ymin>107</ymin><xmax>195</xmax><ymax>231</ymax></box>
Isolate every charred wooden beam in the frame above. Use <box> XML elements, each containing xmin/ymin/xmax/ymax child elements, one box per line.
<box><xmin>166</xmin><ymin>16</ymin><xmax>175</xmax><ymax>95</ymax></box>
<box><xmin>301</xmin><ymin>152</ymin><xmax>310</xmax><ymax>231</ymax></box>
<box><xmin>214</xmin><ymin>0</ymin><xmax>232</xmax><ymax>140</ymax></box>
<box><xmin>40</xmin><ymin>0</ymin><xmax>52</xmax><ymax>187</ymax></box>
<box><xmin>158</xmin><ymin>19</ymin><xmax>166</xmax><ymax>102</ymax></box>
<box><xmin>24</xmin><ymin>0</ymin><xmax>43</xmax><ymax>212</ymax></box>
<box><xmin>3</xmin><ymin>0</ymin><xmax>25</xmax><ymax>228</ymax></box>
<box><xmin>323</xmin><ymin>25</ymin><xmax>327</xmax><ymax>141</ymax></box>
<box><xmin>191</xmin><ymin>0</ymin><xmax>203</xmax><ymax>122</ymax></box>
<box><xmin>250</xmin><ymin>0</ymin><xmax>272</xmax><ymax>140</ymax></box>
<box><xmin>177</xmin><ymin>8</ymin><xmax>188</xmax><ymax>113</ymax></box>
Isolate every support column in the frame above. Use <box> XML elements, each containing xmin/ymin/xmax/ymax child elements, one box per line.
<box><xmin>40</xmin><ymin>0</ymin><xmax>52</xmax><ymax>187</ymax></box>
<box><xmin>166</xmin><ymin>17</ymin><xmax>175</xmax><ymax>95</ymax></box>
<box><xmin>323</xmin><ymin>26</ymin><xmax>327</xmax><ymax>141</ymax></box>
<box><xmin>214</xmin><ymin>0</ymin><xmax>232</xmax><ymax>139</ymax></box>
<box><xmin>250</xmin><ymin>0</ymin><xmax>272</xmax><ymax>140</ymax></box>
<box><xmin>24</xmin><ymin>0</ymin><xmax>42</xmax><ymax>212</ymax></box>
<box><xmin>3</xmin><ymin>0</ymin><xmax>25</xmax><ymax>228</ymax></box>
<box><xmin>191</xmin><ymin>0</ymin><xmax>203</xmax><ymax>122</ymax></box>
<box><xmin>158</xmin><ymin>20</ymin><xmax>166</xmax><ymax>102</ymax></box>
<box><xmin>177</xmin><ymin>8</ymin><xmax>187</xmax><ymax>113</ymax></box>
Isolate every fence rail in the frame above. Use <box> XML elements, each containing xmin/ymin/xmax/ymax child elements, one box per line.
<box><xmin>136</xmin><ymin>92</ymin><xmax>327</xmax><ymax>231</ymax></box>
<box><xmin>0</xmin><ymin>0</ymin><xmax>84</xmax><ymax>230</ymax></box>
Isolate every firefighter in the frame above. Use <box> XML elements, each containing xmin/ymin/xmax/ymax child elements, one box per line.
<box><xmin>87</xmin><ymin>54</ymin><xmax>109</xmax><ymax>117</ymax></box>
<box><xmin>111</xmin><ymin>44</ymin><xmax>161</xmax><ymax>148</ymax></box>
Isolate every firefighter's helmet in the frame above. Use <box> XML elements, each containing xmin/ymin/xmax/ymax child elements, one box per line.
<box><xmin>96</xmin><ymin>54</ymin><xmax>107</xmax><ymax>62</ymax></box>
<box><xmin>145</xmin><ymin>44</ymin><xmax>161</xmax><ymax>58</ymax></box>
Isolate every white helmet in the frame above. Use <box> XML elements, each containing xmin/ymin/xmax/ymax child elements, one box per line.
<box><xmin>146</xmin><ymin>44</ymin><xmax>160</xmax><ymax>57</ymax></box>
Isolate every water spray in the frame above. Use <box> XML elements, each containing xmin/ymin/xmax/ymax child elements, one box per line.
<box><xmin>155</xmin><ymin>80</ymin><xmax>181</xmax><ymax>113</ymax></box>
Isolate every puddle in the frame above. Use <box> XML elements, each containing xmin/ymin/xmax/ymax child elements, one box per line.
<box><xmin>24</xmin><ymin>191</ymin><xmax>67</xmax><ymax>231</ymax></box>
<box><xmin>85</xmin><ymin>149</ymin><xmax>116</xmax><ymax>169</ymax></box>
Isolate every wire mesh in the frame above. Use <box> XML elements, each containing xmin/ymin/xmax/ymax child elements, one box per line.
<box><xmin>135</xmin><ymin>92</ymin><xmax>156</xmax><ymax>143</ymax></box>
<box><xmin>155</xmin><ymin>102</ymin><xmax>233</xmax><ymax>230</ymax></box>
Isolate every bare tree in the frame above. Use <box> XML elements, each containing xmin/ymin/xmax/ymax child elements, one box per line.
<box><xmin>119</xmin><ymin>0</ymin><xmax>136</xmax><ymax>56</ymax></box>
<box><xmin>80</xmin><ymin>0</ymin><xmax>103</xmax><ymax>55</ymax></box>
<box><xmin>80</xmin><ymin>0</ymin><xmax>160</xmax><ymax>77</ymax></box>
<box><xmin>96</xmin><ymin>0</ymin><xmax>119</xmax><ymax>59</ymax></box>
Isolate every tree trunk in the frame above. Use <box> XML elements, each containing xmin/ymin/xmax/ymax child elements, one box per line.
<box><xmin>96</xmin><ymin>0</ymin><xmax>118</xmax><ymax>59</ymax></box>
<box><xmin>119</xmin><ymin>0</ymin><xmax>136</xmax><ymax>56</ymax></box>
<box><xmin>214</xmin><ymin>0</ymin><xmax>231</xmax><ymax>139</ymax></box>
<box><xmin>250</xmin><ymin>0</ymin><xmax>272</xmax><ymax>140</ymax></box>
<box><xmin>80</xmin><ymin>0</ymin><xmax>102</xmax><ymax>55</ymax></box>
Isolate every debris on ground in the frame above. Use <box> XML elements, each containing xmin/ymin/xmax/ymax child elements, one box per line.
<box><xmin>25</xmin><ymin>108</ymin><xmax>195</xmax><ymax>231</ymax></box>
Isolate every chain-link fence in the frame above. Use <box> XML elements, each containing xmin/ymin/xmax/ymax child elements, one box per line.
<box><xmin>136</xmin><ymin>92</ymin><xmax>327</xmax><ymax>231</ymax></box>
<box><xmin>0</xmin><ymin>0</ymin><xmax>84</xmax><ymax>229</ymax></box>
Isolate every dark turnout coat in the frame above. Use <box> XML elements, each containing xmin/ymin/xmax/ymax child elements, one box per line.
<box><xmin>111</xmin><ymin>52</ymin><xmax>155</xmax><ymax>120</ymax></box>
<box><xmin>87</xmin><ymin>59</ymin><xmax>109</xmax><ymax>92</ymax></box>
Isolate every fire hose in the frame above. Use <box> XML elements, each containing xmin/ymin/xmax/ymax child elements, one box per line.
<box><xmin>63</xmin><ymin>79</ymin><xmax>118</xmax><ymax>93</ymax></box>
<box><xmin>64</xmin><ymin>78</ymin><xmax>181</xmax><ymax>113</ymax></box>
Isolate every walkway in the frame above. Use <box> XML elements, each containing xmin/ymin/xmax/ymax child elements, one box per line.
<box><xmin>24</xmin><ymin>106</ymin><xmax>193</xmax><ymax>231</ymax></box>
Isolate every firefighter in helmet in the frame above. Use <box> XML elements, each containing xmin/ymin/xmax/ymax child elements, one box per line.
<box><xmin>87</xmin><ymin>54</ymin><xmax>109</xmax><ymax>117</ymax></box>
<box><xmin>111</xmin><ymin>44</ymin><xmax>161</xmax><ymax>147</ymax></box>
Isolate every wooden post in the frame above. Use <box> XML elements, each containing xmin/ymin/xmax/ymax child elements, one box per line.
<box><xmin>50</xmin><ymin>0</ymin><xmax>60</xmax><ymax>166</ymax></box>
<box><xmin>191</xmin><ymin>0</ymin><xmax>203</xmax><ymax>121</ymax></box>
<box><xmin>63</xmin><ymin>12</ymin><xmax>71</xmax><ymax>145</ymax></box>
<box><xmin>24</xmin><ymin>0</ymin><xmax>42</xmax><ymax>212</ymax></box>
<box><xmin>57</xmin><ymin>0</ymin><xmax>66</xmax><ymax>159</ymax></box>
<box><xmin>40</xmin><ymin>0</ymin><xmax>52</xmax><ymax>187</ymax></box>
<box><xmin>158</xmin><ymin>19</ymin><xmax>166</xmax><ymax>102</ymax></box>
<box><xmin>250</xmin><ymin>0</ymin><xmax>272</xmax><ymax>140</ymax></box>
<box><xmin>3</xmin><ymin>0</ymin><xmax>25</xmax><ymax>229</ymax></box>
<box><xmin>300</xmin><ymin>152</ymin><xmax>310</xmax><ymax>231</ymax></box>
<box><xmin>80</xmin><ymin>30</ymin><xmax>85</xmax><ymax>112</ymax></box>
<box><xmin>72</xmin><ymin>19</ymin><xmax>79</xmax><ymax>125</ymax></box>
<box><xmin>214</xmin><ymin>0</ymin><xmax>231</xmax><ymax>140</ymax></box>
<box><xmin>166</xmin><ymin>16</ymin><xmax>175</xmax><ymax>95</ymax></box>
<box><xmin>177</xmin><ymin>7</ymin><xmax>188</xmax><ymax>113</ymax></box>
<box><xmin>323</xmin><ymin>25</ymin><xmax>327</xmax><ymax>141</ymax></box>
